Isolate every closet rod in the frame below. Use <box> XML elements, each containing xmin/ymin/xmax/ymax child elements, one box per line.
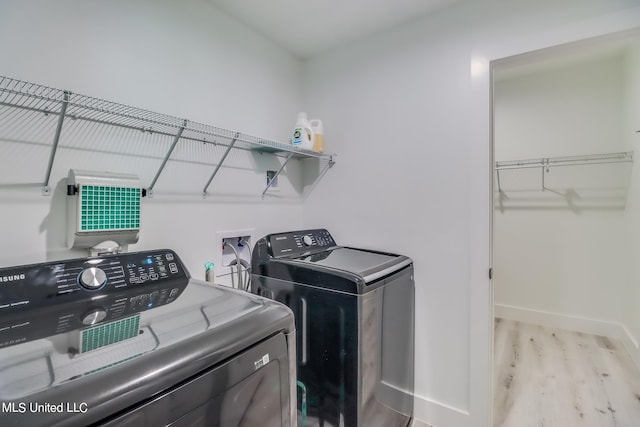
<box><xmin>495</xmin><ymin>151</ymin><xmax>633</xmax><ymax>171</ymax></box>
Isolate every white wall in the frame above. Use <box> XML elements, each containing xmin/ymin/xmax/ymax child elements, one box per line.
<box><xmin>622</xmin><ymin>42</ymin><xmax>640</xmax><ymax>365</ymax></box>
<box><xmin>493</xmin><ymin>53</ymin><xmax>631</xmax><ymax>332</ymax></box>
<box><xmin>301</xmin><ymin>1</ymin><xmax>640</xmax><ymax>426</ymax></box>
<box><xmin>0</xmin><ymin>0</ymin><xmax>306</xmax><ymax>282</ymax></box>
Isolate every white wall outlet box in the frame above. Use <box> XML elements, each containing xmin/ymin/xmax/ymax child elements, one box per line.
<box><xmin>221</xmin><ymin>235</ymin><xmax>252</xmax><ymax>267</ymax></box>
<box><xmin>215</xmin><ymin>229</ymin><xmax>254</xmax><ymax>283</ymax></box>
<box><xmin>266</xmin><ymin>170</ymin><xmax>279</xmax><ymax>191</ymax></box>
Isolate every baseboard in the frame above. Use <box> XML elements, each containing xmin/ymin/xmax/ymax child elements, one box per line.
<box><xmin>495</xmin><ymin>303</ymin><xmax>640</xmax><ymax>370</ymax></box>
<box><xmin>494</xmin><ymin>304</ymin><xmax>621</xmax><ymax>338</ymax></box>
<box><xmin>620</xmin><ymin>324</ymin><xmax>640</xmax><ymax>371</ymax></box>
<box><xmin>413</xmin><ymin>393</ymin><xmax>470</xmax><ymax>427</ymax></box>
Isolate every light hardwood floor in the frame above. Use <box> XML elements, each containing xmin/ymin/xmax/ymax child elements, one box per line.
<box><xmin>494</xmin><ymin>318</ymin><xmax>640</xmax><ymax>427</ymax></box>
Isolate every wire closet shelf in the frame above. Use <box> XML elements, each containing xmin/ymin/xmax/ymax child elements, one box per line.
<box><xmin>494</xmin><ymin>151</ymin><xmax>634</xmax><ymax>193</ymax></box>
<box><xmin>0</xmin><ymin>75</ymin><xmax>334</xmax><ymax>197</ymax></box>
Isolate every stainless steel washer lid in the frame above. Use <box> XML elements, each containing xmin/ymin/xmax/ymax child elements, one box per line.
<box><xmin>286</xmin><ymin>247</ymin><xmax>412</xmax><ymax>284</ymax></box>
<box><xmin>252</xmin><ymin>229</ymin><xmax>413</xmax><ymax>293</ymax></box>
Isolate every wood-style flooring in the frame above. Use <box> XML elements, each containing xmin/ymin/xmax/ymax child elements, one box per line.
<box><xmin>494</xmin><ymin>319</ymin><xmax>640</xmax><ymax>427</ymax></box>
<box><xmin>411</xmin><ymin>419</ymin><xmax>434</xmax><ymax>427</ymax></box>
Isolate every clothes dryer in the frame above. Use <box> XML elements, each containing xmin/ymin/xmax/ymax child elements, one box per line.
<box><xmin>0</xmin><ymin>249</ymin><xmax>296</xmax><ymax>427</ymax></box>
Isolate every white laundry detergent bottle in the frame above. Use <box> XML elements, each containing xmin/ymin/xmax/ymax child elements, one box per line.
<box><xmin>291</xmin><ymin>112</ymin><xmax>314</xmax><ymax>150</ymax></box>
<box><xmin>310</xmin><ymin>119</ymin><xmax>324</xmax><ymax>153</ymax></box>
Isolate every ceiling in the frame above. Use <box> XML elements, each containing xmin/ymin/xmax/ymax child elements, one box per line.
<box><xmin>207</xmin><ymin>0</ymin><xmax>465</xmax><ymax>59</ymax></box>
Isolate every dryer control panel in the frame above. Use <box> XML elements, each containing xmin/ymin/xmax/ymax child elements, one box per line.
<box><xmin>0</xmin><ymin>249</ymin><xmax>189</xmax><ymax>313</ymax></box>
<box><xmin>0</xmin><ymin>279</ymin><xmax>187</xmax><ymax>349</ymax></box>
<box><xmin>267</xmin><ymin>229</ymin><xmax>336</xmax><ymax>258</ymax></box>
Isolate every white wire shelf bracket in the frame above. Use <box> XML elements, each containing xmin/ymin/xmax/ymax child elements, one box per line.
<box><xmin>0</xmin><ymin>75</ymin><xmax>334</xmax><ymax>197</ymax></box>
<box><xmin>494</xmin><ymin>151</ymin><xmax>633</xmax><ymax>193</ymax></box>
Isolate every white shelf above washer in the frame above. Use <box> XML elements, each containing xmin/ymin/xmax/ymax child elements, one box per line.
<box><xmin>0</xmin><ymin>75</ymin><xmax>335</xmax><ymax>198</ymax></box>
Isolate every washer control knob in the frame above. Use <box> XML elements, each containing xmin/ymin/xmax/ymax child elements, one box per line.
<box><xmin>302</xmin><ymin>235</ymin><xmax>314</xmax><ymax>246</ymax></box>
<box><xmin>82</xmin><ymin>308</ymin><xmax>107</xmax><ymax>326</ymax></box>
<box><xmin>79</xmin><ymin>267</ymin><xmax>107</xmax><ymax>290</ymax></box>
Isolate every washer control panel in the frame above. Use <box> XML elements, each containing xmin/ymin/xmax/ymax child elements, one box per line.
<box><xmin>0</xmin><ymin>249</ymin><xmax>189</xmax><ymax>313</ymax></box>
<box><xmin>268</xmin><ymin>229</ymin><xmax>336</xmax><ymax>258</ymax></box>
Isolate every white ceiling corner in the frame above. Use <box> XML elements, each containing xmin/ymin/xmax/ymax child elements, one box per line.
<box><xmin>207</xmin><ymin>0</ymin><xmax>465</xmax><ymax>59</ymax></box>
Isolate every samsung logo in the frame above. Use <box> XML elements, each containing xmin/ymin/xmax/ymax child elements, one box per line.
<box><xmin>0</xmin><ymin>274</ymin><xmax>25</xmax><ymax>283</ymax></box>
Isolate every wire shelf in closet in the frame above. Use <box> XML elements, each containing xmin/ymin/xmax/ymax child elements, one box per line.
<box><xmin>0</xmin><ymin>75</ymin><xmax>335</xmax><ymax>197</ymax></box>
<box><xmin>494</xmin><ymin>151</ymin><xmax>634</xmax><ymax>211</ymax></box>
<box><xmin>495</xmin><ymin>151</ymin><xmax>633</xmax><ymax>171</ymax></box>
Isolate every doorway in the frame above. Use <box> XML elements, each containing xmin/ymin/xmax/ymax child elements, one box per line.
<box><xmin>491</xmin><ymin>31</ymin><xmax>640</xmax><ymax>427</ymax></box>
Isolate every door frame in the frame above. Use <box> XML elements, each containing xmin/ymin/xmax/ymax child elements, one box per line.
<box><xmin>469</xmin><ymin>11</ymin><xmax>640</xmax><ymax>427</ymax></box>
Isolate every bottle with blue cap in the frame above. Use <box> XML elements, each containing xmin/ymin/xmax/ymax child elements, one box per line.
<box><xmin>291</xmin><ymin>112</ymin><xmax>314</xmax><ymax>150</ymax></box>
<box><xmin>205</xmin><ymin>261</ymin><xmax>215</xmax><ymax>283</ymax></box>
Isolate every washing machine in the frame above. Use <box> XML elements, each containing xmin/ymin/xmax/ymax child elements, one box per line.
<box><xmin>0</xmin><ymin>249</ymin><xmax>296</xmax><ymax>427</ymax></box>
<box><xmin>251</xmin><ymin>229</ymin><xmax>414</xmax><ymax>427</ymax></box>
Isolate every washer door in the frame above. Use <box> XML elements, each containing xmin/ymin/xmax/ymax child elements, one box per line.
<box><xmin>101</xmin><ymin>333</ymin><xmax>292</xmax><ymax>427</ymax></box>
